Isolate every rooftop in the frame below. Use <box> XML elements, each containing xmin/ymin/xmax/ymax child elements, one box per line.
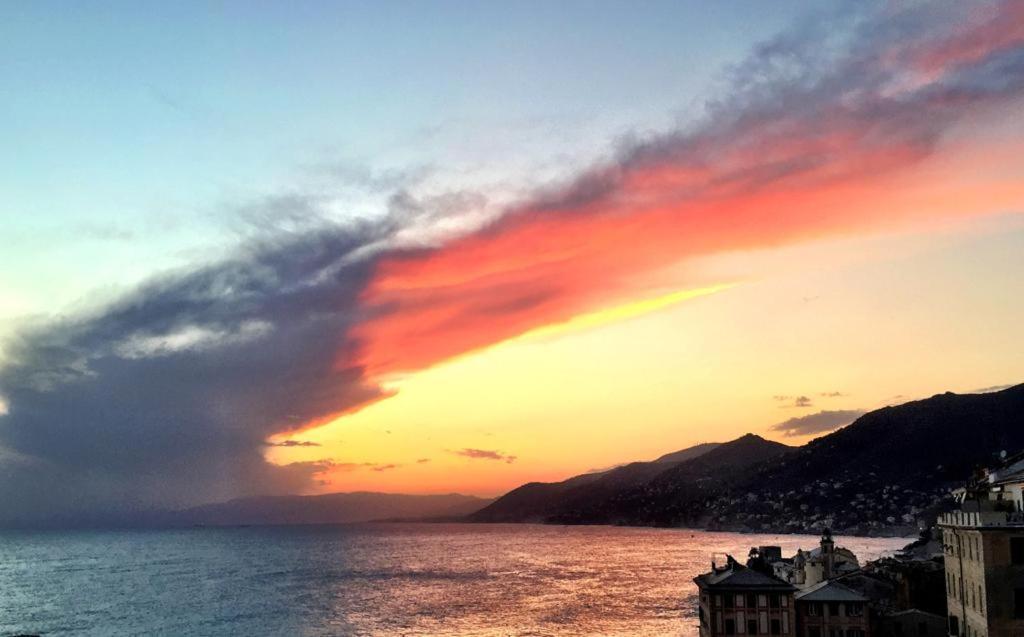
<box><xmin>695</xmin><ymin>558</ymin><xmax>797</xmax><ymax>591</ymax></box>
<box><xmin>795</xmin><ymin>580</ymin><xmax>868</xmax><ymax>603</ymax></box>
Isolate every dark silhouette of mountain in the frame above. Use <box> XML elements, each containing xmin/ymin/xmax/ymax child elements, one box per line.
<box><xmin>180</xmin><ymin>492</ymin><xmax>492</xmax><ymax>526</ymax></box>
<box><xmin>688</xmin><ymin>385</ymin><xmax>1024</xmax><ymax>534</ymax></box>
<box><xmin>547</xmin><ymin>434</ymin><xmax>793</xmax><ymax>525</ymax></box>
<box><xmin>469</xmin><ymin>437</ymin><xmax>768</xmax><ymax>523</ymax></box>
<box><xmin>652</xmin><ymin>442</ymin><xmax>722</xmax><ymax>464</ymax></box>
<box><xmin>471</xmin><ymin>384</ymin><xmax>1024</xmax><ymax>534</ymax></box>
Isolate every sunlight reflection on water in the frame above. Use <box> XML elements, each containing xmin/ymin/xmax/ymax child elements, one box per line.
<box><xmin>0</xmin><ymin>523</ymin><xmax>908</xmax><ymax>636</ymax></box>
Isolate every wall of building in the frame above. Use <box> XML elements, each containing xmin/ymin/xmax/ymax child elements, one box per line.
<box><xmin>980</xmin><ymin>530</ymin><xmax>1024</xmax><ymax>637</ymax></box>
<box><xmin>878</xmin><ymin>611</ymin><xmax>946</xmax><ymax>637</ymax></box>
<box><xmin>795</xmin><ymin>600</ymin><xmax>870</xmax><ymax>637</ymax></box>
<box><xmin>700</xmin><ymin>591</ymin><xmax>796</xmax><ymax>637</ymax></box>
<box><xmin>943</xmin><ymin>527</ymin><xmax>988</xmax><ymax>637</ymax></box>
<box><xmin>943</xmin><ymin>526</ymin><xmax>1024</xmax><ymax>637</ymax></box>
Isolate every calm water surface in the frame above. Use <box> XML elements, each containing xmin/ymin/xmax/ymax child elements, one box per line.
<box><xmin>0</xmin><ymin>523</ymin><xmax>907</xmax><ymax>636</ymax></box>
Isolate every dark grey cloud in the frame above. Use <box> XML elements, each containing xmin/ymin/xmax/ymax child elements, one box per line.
<box><xmin>771</xmin><ymin>409</ymin><xmax>866</xmax><ymax>437</ymax></box>
<box><xmin>452</xmin><ymin>448</ymin><xmax>517</xmax><ymax>464</ymax></box>
<box><xmin>0</xmin><ymin>222</ymin><xmax>389</xmax><ymax>524</ymax></box>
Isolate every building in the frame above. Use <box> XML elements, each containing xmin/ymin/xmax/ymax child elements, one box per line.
<box><xmin>695</xmin><ymin>554</ymin><xmax>798</xmax><ymax>637</ymax></box>
<box><xmin>794</xmin><ymin>580</ymin><xmax>871</xmax><ymax>637</ymax></box>
<box><xmin>938</xmin><ymin>453</ymin><xmax>1024</xmax><ymax>637</ymax></box>
<box><xmin>877</xmin><ymin>609</ymin><xmax>947</xmax><ymax>637</ymax></box>
<box><xmin>773</xmin><ymin>531</ymin><xmax>861</xmax><ymax>589</ymax></box>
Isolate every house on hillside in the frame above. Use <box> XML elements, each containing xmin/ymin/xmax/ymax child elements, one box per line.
<box><xmin>695</xmin><ymin>554</ymin><xmax>798</xmax><ymax>637</ymax></box>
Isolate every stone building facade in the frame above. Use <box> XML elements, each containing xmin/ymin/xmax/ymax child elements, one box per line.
<box><xmin>939</xmin><ymin>453</ymin><xmax>1024</xmax><ymax>637</ymax></box>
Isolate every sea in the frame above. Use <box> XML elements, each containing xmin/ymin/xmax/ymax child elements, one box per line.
<box><xmin>0</xmin><ymin>523</ymin><xmax>908</xmax><ymax>636</ymax></box>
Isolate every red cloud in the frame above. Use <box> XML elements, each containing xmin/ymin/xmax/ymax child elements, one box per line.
<box><xmin>342</xmin><ymin>1</ymin><xmax>1024</xmax><ymax>387</ymax></box>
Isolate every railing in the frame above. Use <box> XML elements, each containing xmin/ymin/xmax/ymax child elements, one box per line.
<box><xmin>938</xmin><ymin>510</ymin><xmax>1024</xmax><ymax>528</ymax></box>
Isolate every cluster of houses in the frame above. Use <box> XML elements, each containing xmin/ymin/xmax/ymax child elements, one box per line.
<box><xmin>695</xmin><ymin>451</ymin><xmax>1024</xmax><ymax>637</ymax></box>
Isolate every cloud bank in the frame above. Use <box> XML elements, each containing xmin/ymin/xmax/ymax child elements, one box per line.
<box><xmin>1</xmin><ymin>1</ymin><xmax>1023</xmax><ymax>523</ymax></box>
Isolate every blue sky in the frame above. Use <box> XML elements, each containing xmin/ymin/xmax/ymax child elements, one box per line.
<box><xmin>1</xmin><ymin>0</ymin><xmax>818</xmax><ymax>316</ymax></box>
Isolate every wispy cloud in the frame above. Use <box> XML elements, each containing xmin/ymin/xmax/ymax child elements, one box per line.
<box><xmin>972</xmin><ymin>383</ymin><xmax>1016</xmax><ymax>394</ymax></box>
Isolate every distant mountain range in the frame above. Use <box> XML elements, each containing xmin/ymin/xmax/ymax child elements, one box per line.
<box><xmin>471</xmin><ymin>384</ymin><xmax>1024</xmax><ymax>534</ymax></box>
<box><xmin>179</xmin><ymin>492</ymin><xmax>492</xmax><ymax>526</ymax></box>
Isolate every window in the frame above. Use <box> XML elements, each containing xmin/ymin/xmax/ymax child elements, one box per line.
<box><xmin>749</xmin><ymin>619</ymin><xmax>759</xmax><ymax>635</ymax></box>
<box><xmin>829</xmin><ymin>602</ymin><xmax>841</xmax><ymax>617</ymax></box>
<box><xmin>847</xmin><ymin>603</ymin><xmax>863</xmax><ymax>617</ymax></box>
<box><xmin>1015</xmin><ymin>589</ymin><xmax>1024</xmax><ymax>619</ymax></box>
<box><xmin>848</xmin><ymin>630</ymin><xmax>864</xmax><ymax>637</ymax></box>
<box><xmin>808</xmin><ymin>629</ymin><xmax>820</xmax><ymax>637</ymax></box>
<box><xmin>828</xmin><ymin>628</ymin><xmax>841</xmax><ymax>637</ymax></box>
<box><xmin>759</xmin><ymin>595</ymin><xmax>768</xmax><ymax>608</ymax></box>
<box><xmin>1012</xmin><ymin>538</ymin><xmax>1024</xmax><ymax>565</ymax></box>
<box><xmin>726</xmin><ymin>594</ymin><xmax>735</xmax><ymax>609</ymax></box>
<box><xmin>770</xmin><ymin>594</ymin><xmax>780</xmax><ymax>608</ymax></box>
<box><xmin>748</xmin><ymin>594</ymin><xmax>758</xmax><ymax>609</ymax></box>
<box><xmin>771</xmin><ymin>619</ymin><xmax>781</xmax><ymax>635</ymax></box>
<box><xmin>726</xmin><ymin>618</ymin><xmax>736</xmax><ymax>635</ymax></box>
<box><xmin>949</xmin><ymin>615</ymin><xmax>960</xmax><ymax>637</ymax></box>
<box><xmin>736</xmin><ymin>594</ymin><xmax>745</xmax><ymax>608</ymax></box>
<box><xmin>808</xmin><ymin>603</ymin><xmax>820</xmax><ymax>617</ymax></box>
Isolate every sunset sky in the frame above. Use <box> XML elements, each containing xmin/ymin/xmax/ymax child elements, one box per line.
<box><xmin>1</xmin><ymin>1</ymin><xmax>1023</xmax><ymax>520</ymax></box>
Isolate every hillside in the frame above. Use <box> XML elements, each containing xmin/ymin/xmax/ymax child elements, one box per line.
<box><xmin>688</xmin><ymin>384</ymin><xmax>1024</xmax><ymax>534</ymax></box>
<box><xmin>470</xmin><ymin>436</ymin><xmax>774</xmax><ymax>523</ymax></box>
<box><xmin>472</xmin><ymin>384</ymin><xmax>1024</xmax><ymax>534</ymax></box>
<box><xmin>551</xmin><ymin>433</ymin><xmax>793</xmax><ymax>525</ymax></box>
<box><xmin>180</xmin><ymin>492</ymin><xmax>493</xmax><ymax>526</ymax></box>
<box><xmin>469</xmin><ymin>441</ymin><xmax>723</xmax><ymax>522</ymax></box>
